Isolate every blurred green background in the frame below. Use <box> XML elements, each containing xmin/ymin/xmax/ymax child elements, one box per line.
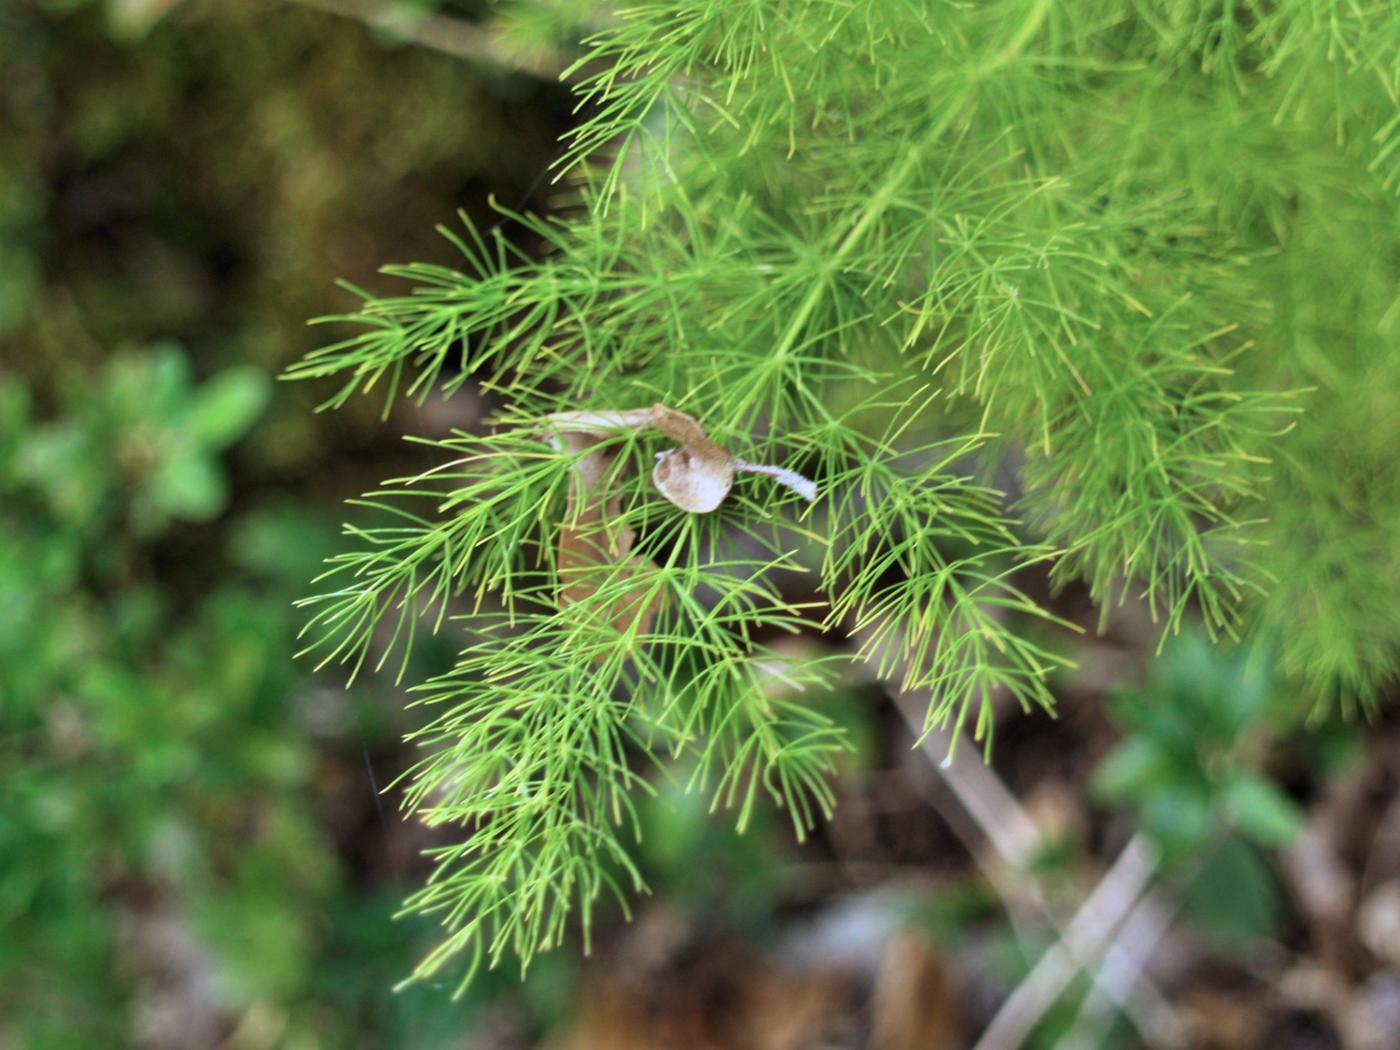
<box><xmin>0</xmin><ymin>2</ymin><xmax>584</xmax><ymax>1045</ymax></box>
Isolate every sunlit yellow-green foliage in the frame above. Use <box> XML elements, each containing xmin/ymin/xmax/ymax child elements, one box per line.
<box><xmin>292</xmin><ymin>0</ymin><xmax>1400</xmax><ymax>994</ymax></box>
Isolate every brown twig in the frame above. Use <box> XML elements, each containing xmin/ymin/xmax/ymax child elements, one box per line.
<box><xmin>284</xmin><ymin>0</ymin><xmax>572</xmax><ymax>80</ymax></box>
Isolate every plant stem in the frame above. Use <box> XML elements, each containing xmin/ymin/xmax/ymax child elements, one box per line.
<box><xmin>767</xmin><ymin>0</ymin><xmax>1050</xmax><ymax>364</ymax></box>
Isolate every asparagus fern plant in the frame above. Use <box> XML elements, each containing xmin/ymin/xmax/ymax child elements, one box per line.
<box><xmin>287</xmin><ymin>0</ymin><xmax>1400</xmax><ymax>992</ymax></box>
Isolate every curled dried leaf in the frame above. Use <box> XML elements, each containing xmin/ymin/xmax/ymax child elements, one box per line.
<box><xmin>653</xmin><ymin>445</ymin><xmax>736</xmax><ymax>513</ymax></box>
<box><xmin>545</xmin><ymin>402</ymin><xmax>816</xmax><ymax>638</ymax></box>
<box><xmin>647</xmin><ymin>404</ymin><xmax>815</xmax><ymax>513</ymax></box>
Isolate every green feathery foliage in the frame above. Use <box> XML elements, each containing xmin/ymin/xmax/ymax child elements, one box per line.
<box><xmin>287</xmin><ymin>0</ymin><xmax>1400</xmax><ymax>991</ymax></box>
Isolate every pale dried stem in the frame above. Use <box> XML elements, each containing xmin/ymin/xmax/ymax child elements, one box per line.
<box><xmin>868</xmin><ymin>630</ymin><xmax>1182</xmax><ymax>1047</ymax></box>
<box><xmin>1056</xmin><ymin>893</ymin><xmax>1186</xmax><ymax>1050</ymax></box>
<box><xmin>970</xmin><ymin>833</ymin><xmax>1160</xmax><ymax>1050</ymax></box>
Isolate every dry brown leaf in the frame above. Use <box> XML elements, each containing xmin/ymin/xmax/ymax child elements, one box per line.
<box><xmin>546</xmin><ymin>404</ymin><xmax>815</xmax><ymax>642</ymax></box>
<box><xmin>550</xmin><ymin>403</ymin><xmax>816</xmax><ymax>513</ymax></box>
<box><xmin>553</xmin><ymin>425</ymin><xmax>662</xmax><ymax>640</ymax></box>
<box><xmin>869</xmin><ymin>930</ymin><xmax>964</xmax><ymax>1050</ymax></box>
<box><xmin>543</xmin><ymin>911</ymin><xmax>857</xmax><ymax>1050</ymax></box>
<box><xmin>647</xmin><ymin>404</ymin><xmax>738</xmax><ymax>513</ymax></box>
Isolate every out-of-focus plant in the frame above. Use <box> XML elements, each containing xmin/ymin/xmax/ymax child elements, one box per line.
<box><xmin>1093</xmin><ymin>632</ymin><xmax>1305</xmax><ymax>946</ymax></box>
<box><xmin>1</xmin><ymin>342</ymin><xmax>592</xmax><ymax>1047</ymax></box>
<box><xmin>13</xmin><ymin>341</ymin><xmax>268</xmax><ymax>534</ymax></box>
<box><xmin>0</xmin><ymin>0</ymin><xmax>568</xmax><ymax>470</ymax></box>
<box><xmin>0</xmin><ymin>346</ymin><xmax>325</xmax><ymax>1046</ymax></box>
<box><xmin>0</xmin><ymin>0</ymin><xmax>589</xmax><ymax>1041</ymax></box>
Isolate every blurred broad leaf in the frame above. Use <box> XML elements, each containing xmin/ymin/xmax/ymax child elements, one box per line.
<box><xmin>1091</xmin><ymin>737</ymin><xmax>1171</xmax><ymax>803</ymax></box>
<box><xmin>1222</xmin><ymin>772</ymin><xmax>1306</xmax><ymax>848</ymax></box>
<box><xmin>1179</xmin><ymin>838</ymin><xmax>1285</xmax><ymax>947</ymax></box>
<box><xmin>147</xmin><ymin>450</ymin><xmax>226</xmax><ymax>521</ymax></box>
<box><xmin>1096</xmin><ymin>631</ymin><xmax>1301</xmax><ymax>865</ymax></box>
<box><xmin>190</xmin><ymin>367</ymin><xmax>271</xmax><ymax>450</ymax></box>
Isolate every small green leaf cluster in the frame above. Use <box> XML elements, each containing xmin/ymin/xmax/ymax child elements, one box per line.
<box><xmin>1092</xmin><ymin>631</ymin><xmax>1304</xmax><ymax>859</ymax></box>
<box><xmin>11</xmin><ymin>341</ymin><xmax>268</xmax><ymax>535</ymax></box>
<box><xmin>1092</xmin><ymin>631</ymin><xmax>1311</xmax><ymax>947</ymax></box>
<box><xmin>289</xmin><ymin>0</ymin><xmax>1400</xmax><ymax>991</ymax></box>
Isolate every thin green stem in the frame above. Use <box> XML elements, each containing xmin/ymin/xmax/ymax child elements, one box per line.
<box><xmin>768</xmin><ymin>0</ymin><xmax>1049</xmax><ymax>364</ymax></box>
